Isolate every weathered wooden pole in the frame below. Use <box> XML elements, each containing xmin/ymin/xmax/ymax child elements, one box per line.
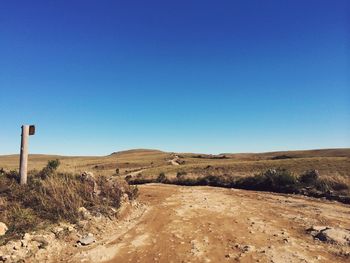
<box><xmin>19</xmin><ymin>125</ymin><xmax>35</xmax><ymax>185</ymax></box>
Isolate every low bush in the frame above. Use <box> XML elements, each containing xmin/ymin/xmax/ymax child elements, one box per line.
<box><xmin>157</xmin><ymin>172</ymin><xmax>167</xmax><ymax>183</ymax></box>
<box><xmin>127</xmin><ymin>168</ymin><xmax>349</xmax><ymax>204</ymax></box>
<box><xmin>235</xmin><ymin>168</ymin><xmax>298</xmax><ymax>193</ymax></box>
<box><xmin>39</xmin><ymin>159</ymin><xmax>61</xmax><ymax>179</ymax></box>
<box><xmin>0</xmin><ymin>160</ymin><xmax>138</xmax><ymax>240</ymax></box>
<box><xmin>299</xmin><ymin>170</ymin><xmax>319</xmax><ymax>185</ymax></box>
<box><xmin>176</xmin><ymin>171</ymin><xmax>187</xmax><ymax>179</ymax></box>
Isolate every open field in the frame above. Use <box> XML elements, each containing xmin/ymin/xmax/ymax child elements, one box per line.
<box><xmin>1</xmin><ymin>148</ymin><xmax>349</xmax><ymax>175</ymax></box>
<box><xmin>1</xmin><ymin>148</ymin><xmax>350</xmax><ymax>262</ymax></box>
<box><xmin>1</xmin><ymin>148</ymin><xmax>349</xmax><ymax>185</ymax></box>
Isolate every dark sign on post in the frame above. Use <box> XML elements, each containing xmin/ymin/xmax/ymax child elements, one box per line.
<box><xmin>29</xmin><ymin>125</ymin><xmax>35</xmax><ymax>136</ymax></box>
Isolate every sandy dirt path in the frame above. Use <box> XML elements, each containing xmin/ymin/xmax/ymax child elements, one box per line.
<box><xmin>78</xmin><ymin>184</ymin><xmax>349</xmax><ymax>263</ymax></box>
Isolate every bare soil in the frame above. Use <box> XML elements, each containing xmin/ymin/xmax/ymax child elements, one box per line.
<box><xmin>74</xmin><ymin>184</ymin><xmax>350</xmax><ymax>263</ymax></box>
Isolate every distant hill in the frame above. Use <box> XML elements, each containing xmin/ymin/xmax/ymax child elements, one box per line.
<box><xmin>109</xmin><ymin>149</ymin><xmax>164</xmax><ymax>156</ymax></box>
<box><xmin>222</xmin><ymin>148</ymin><xmax>350</xmax><ymax>161</ymax></box>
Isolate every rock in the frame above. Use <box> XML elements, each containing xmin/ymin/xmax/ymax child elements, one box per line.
<box><xmin>307</xmin><ymin>226</ymin><xmax>350</xmax><ymax>245</ymax></box>
<box><xmin>59</xmin><ymin>222</ymin><xmax>75</xmax><ymax>232</ymax></box>
<box><xmin>315</xmin><ymin>228</ymin><xmax>350</xmax><ymax>245</ymax></box>
<box><xmin>307</xmin><ymin>226</ymin><xmax>328</xmax><ymax>237</ymax></box>
<box><xmin>243</xmin><ymin>245</ymin><xmax>255</xmax><ymax>252</ymax></box>
<box><xmin>307</xmin><ymin>226</ymin><xmax>327</xmax><ymax>232</ymax></box>
<box><xmin>81</xmin><ymin>171</ymin><xmax>95</xmax><ymax>179</ymax></box>
<box><xmin>23</xmin><ymin>233</ymin><xmax>31</xmax><ymax>240</ymax></box>
<box><xmin>78</xmin><ymin>207</ymin><xmax>92</xmax><ymax>220</ymax></box>
<box><xmin>80</xmin><ymin>171</ymin><xmax>100</xmax><ymax>196</ymax></box>
<box><xmin>0</xmin><ymin>222</ymin><xmax>8</xmax><ymax>236</ymax></box>
<box><xmin>235</xmin><ymin>244</ymin><xmax>255</xmax><ymax>253</ymax></box>
<box><xmin>0</xmin><ymin>255</ymin><xmax>10</xmax><ymax>262</ymax></box>
<box><xmin>78</xmin><ymin>235</ymin><xmax>96</xmax><ymax>246</ymax></box>
<box><xmin>5</xmin><ymin>240</ymin><xmax>21</xmax><ymax>251</ymax></box>
<box><xmin>225</xmin><ymin>253</ymin><xmax>234</xmax><ymax>258</ymax></box>
<box><xmin>32</xmin><ymin>236</ymin><xmax>49</xmax><ymax>249</ymax></box>
<box><xmin>51</xmin><ymin>226</ymin><xmax>64</xmax><ymax>237</ymax></box>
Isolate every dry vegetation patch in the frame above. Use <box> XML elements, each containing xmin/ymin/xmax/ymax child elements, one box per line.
<box><xmin>0</xmin><ymin>160</ymin><xmax>138</xmax><ymax>244</ymax></box>
<box><xmin>127</xmin><ymin>168</ymin><xmax>350</xmax><ymax>204</ymax></box>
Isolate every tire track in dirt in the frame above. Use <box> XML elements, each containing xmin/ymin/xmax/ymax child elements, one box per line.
<box><xmin>77</xmin><ymin>184</ymin><xmax>350</xmax><ymax>263</ymax></box>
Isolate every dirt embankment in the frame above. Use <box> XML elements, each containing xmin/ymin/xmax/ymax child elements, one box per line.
<box><xmin>73</xmin><ymin>184</ymin><xmax>350</xmax><ymax>263</ymax></box>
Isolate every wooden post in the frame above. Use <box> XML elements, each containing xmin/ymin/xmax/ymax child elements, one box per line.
<box><xmin>19</xmin><ymin>125</ymin><xmax>35</xmax><ymax>185</ymax></box>
<box><xmin>19</xmin><ymin>125</ymin><xmax>29</xmax><ymax>185</ymax></box>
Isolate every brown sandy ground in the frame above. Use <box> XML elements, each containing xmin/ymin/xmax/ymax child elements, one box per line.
<box><xmin>73</xmin><ymin>184</ymin><xmax>350</xmax><ymax>263</ymax></box>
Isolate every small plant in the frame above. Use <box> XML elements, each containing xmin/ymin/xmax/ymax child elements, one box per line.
<box><xmin>299</xmin><ymin>170</ymin><xmax>319</xmax><ymax>185</ymax></box>
<box><xmin>115</xmin><ymin>168</ymin><xmax>120</xmax><ymax>175</ymax></box>
<box><xmin>126</xmin><ymin>185</ymin><xmax>139</xmax><ymax>200</ymax></box>
<box><xmin>6</xmin><ymin>170</ymin><xmax>19</xmax><ymax>182</ymax></box>
<box><xmin>235</xmin><ymin>168</ymin><xmax>298</xmax><ymax>193</ymax></box>
<box><xmin>39</xmin><ymin>159</ymin><xmax>61</xmax><ymax>179</ymax></box>
<box><xmin>176</xmin><ymin>171</ymin><xmax>187</xmax><ymax>179</ymax></box>
<box><xmin>6</xmin><ymin>205</ymin><xmax>39</xmax><ymax>236</ymax></box>
<box><xmin>157</xmin><ymin>172</ymin><xmax>167</xmax><ymax>183</ymax></box>
<box><xmin>47</xmin><ymin>159</ymin><xmax>60</xmax><ymax>171</ymax></box>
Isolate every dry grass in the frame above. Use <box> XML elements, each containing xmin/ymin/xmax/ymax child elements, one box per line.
<box><xmin>1</xmin><ymin>148</ymin><xmax>349</xmax><ymax>186</ymax></box>
<box><xmin>0</xmin><ymin>148</ymin><xmax>349</xmax><ymax>205</ymax></box>
<box><xmin>0</xmin><ymin>161</ymin><xmax>138</xmax><ymax>242</ymax></box>
<box><xmin>0</xmin><ymin>149</ymin><xmax>169</xmax><ymax>176</ymax></box>
<box><xmin>128</xmin><ymin>168</ymin><xmax>350</xmax><ymax>203</ymax></box>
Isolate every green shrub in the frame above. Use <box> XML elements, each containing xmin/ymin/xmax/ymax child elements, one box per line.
<box><xmin>39</xmin><ymin>159</ymin><xmax>61</xmax><ymax>179</ymax></box>
<box><xmin>47</xmin><ymin>159</ymin><xmax>60</xmax><ymax>170</ymax></box>
<box><xmin>236</xmin><ymin>168</ymin><xmax>298</xmax><ymax>193</ymax></box>
<box><xmin>299</xmin><ymin>170</ymin><xmax>319</xmax><ymax>185</ymax></box>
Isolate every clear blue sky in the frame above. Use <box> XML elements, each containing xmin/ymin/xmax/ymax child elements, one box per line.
<box><xmin>0</xmin><ymin>0</ymin><xmax>349</xmax><ymax>155</ymax></box>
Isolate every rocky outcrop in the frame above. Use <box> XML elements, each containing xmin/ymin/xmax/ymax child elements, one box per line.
<box><xmin>307</xmin><ymin>226</ymin><xmax>350</xmax><ymax>245</ymax></box>
<box><xmin>0</xmin><ymin>232</ymin><xmax>56</xmax><ymax>262</ymax></box>
<box><xmin>78</xmin><ymin>233</ymin><xmax>96</xmax><ymax>246</ymax></box>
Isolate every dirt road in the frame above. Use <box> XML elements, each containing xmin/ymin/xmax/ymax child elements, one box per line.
<box><xmin>78</xmin><ymin>184</ymin><xmax>349</xmax><ymax>263</ymax></box>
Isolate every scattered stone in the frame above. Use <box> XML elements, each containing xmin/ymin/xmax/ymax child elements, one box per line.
<box><xmin>51</xmin><ymin>226</ymin><xmax>64</xmax><ymax>237</ymax></box>
<box><xmin>32</xmin><ymin>236</ymin><xmax>50</xmax><ymax>249</ymax></box>
<box><xmin>0</xmin><ymin>222</ymin><xmax>8</xmax><ymax>236</ymax></box>
<box><xmin>0</xmin><ymin>255</ymin><xmax>10</xmax><ymax>262</ymax></box>
<box><xmin>243</xmin><ymin>245</ymin><xmax>255</xmax><ymax>253</ymax></box>
<box><xmin>78</xmin><ymin>207</ymin><xmax>92</xmax><ymax>220</ymax></box>
<box><xmin>8</xmin><ymin>241</ymin><xmax>21</xmax><ymax>251</ymax></box>
<box><xmin>78</xmin><ymin>235</ymin><xmax>96</xmax><ymax>246</ymax></box>
<box><xmin>59</xmin><ymin>223</ymin><xmax>75</xmax><ymax>232</ymax></box>
<box><xmin>23</xmin><ymin>233</ymin><xmax>31</xmax><ymax>241</ymax></box>
<box><xmin>235</xmin><ymin>244</ymin><xmax>255</xmax><ymax>253</ymax></box>
<box><xmin>225</xmin><ymin>253</ymin><xmax>234</xmax><ymax>258</ymax></box>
